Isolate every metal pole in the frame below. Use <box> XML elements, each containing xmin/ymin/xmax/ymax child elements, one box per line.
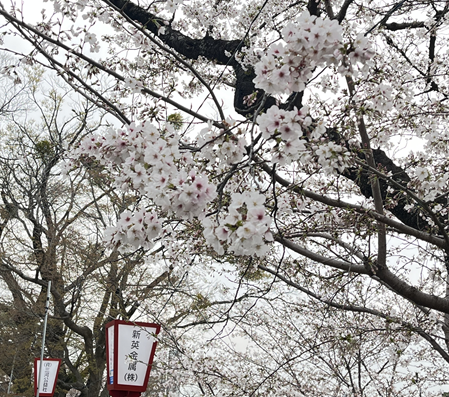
<box><xmin>7</xmin><ymin>352</ymin><xmax>16</xmax><ymax>394</ymax></box>
<box><xmin>36</xmin><ymin>281</ymin><xmax>51</xmax><ymax>397</ymax></box>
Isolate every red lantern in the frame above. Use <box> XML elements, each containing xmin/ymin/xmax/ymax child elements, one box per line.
<box><xmin>105</xmin><ymin>320</ymin><xmax>161</xmax><ymax>397</ymax></box>
<box><xmin>34</xmin><ymin>358</ymin><xmax>61</xmax><ymax>397</ymax></box>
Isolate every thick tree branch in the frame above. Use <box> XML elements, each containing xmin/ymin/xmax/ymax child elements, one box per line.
<box><xmin>261</xmin><ymin>162</ymin><xmax>447</xmax><ymax>249</ymax></box>
<box><xmin>103</xmin><ymin>0</ymin><xmax>226</xmax><ymax>121</ymax></box>
<box><xmin>275</xmin><ymin>236</ymin><xmax>369</xmax><ymax>275</ymax></box>
<box><xmin>102</xmin><ymin>0</ymin><xmax>274</xmax><ymax>116</ymax></box>
<box><xmin>336</xmin><ymin>0</ymin><xmax>354</xmax><ymax>22</ymax></box>
<box><xmin>384</xmin><ymin>21</ymin><xmax>426</xmax><ymax>30</ymax></box>
<box><xmin>259</xmin><ymin>264</ymin><xmax>449</xmax><ymax>363</ymax></box>
<box><xmin>345</xmin><ymin>75</ymin><xmax>387</xmax><ymax>268</ymax></box>
<box><xmin>274</xmin><ymin>231</ymin><xmax>449</xmax><ymax>313</ymax></box>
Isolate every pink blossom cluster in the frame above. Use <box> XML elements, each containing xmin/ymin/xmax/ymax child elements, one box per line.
<box><xmin>256</xmin><ymin>105</ymin><xmax>348</xmax><ymax>171</ymax></box>
<box><xmin>203</xmin><ymin>191</ymin><xmax>273</xmax><ymax>257</ymax></box>
<box><xmin>123</xmin><ymin>77</ymin><xmax>143</xmax><ymax>94</ymax></box>
<box><xmin>197</xmin><ymin>120</ymin><xmax>247</xmax><ymax>166</ymax></box>
<box><xmin>347</xmin><ymin>34</ymin><xmax>375</xmax><ymax>67</ymax></box>
<box><xmin>253</xmin><ymin>11</ymin><xmax>343</xmax><ymax>94</ymax></box>
<box><xmin>166</xmin><ymin>170</ymin><xmax>218</xmax><ymax>219</ymax></box>
<box><xmin>314</xmin><ymin>140</ymin><xmax>349</xmax><ymax>173</ymax></box>
<box><xmin>165</xmin><ymin>0</ymin><xmax>184</xmax><ymax>13</ymax></box>
<box><xmin>256</xmin><ymin>105</ymin><xmax>312</xmax><ymax>165</ymax></box>
<box><xmin>72</xmin><ymin>122</ymin><xmax>217</xmax><ymax>249</ymax></box>
<box><xmin>104</xmin><ymin>209</ymin><xmax>162</xmax><ymax>251</ymax></box>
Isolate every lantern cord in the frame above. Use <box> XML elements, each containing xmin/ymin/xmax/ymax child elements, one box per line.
<box><xmin>37</xmin><ymin>280</ymin><xmax>52</xmax><ymax>397</ymax></box>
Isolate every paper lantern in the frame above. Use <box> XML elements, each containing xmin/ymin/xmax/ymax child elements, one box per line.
<box><xmin>34</xmin><ymin>358</ymin><xmax>61</xmax><ymax>397</ymax></box>
<box><xmin>105</xmin><ymin>320</ymin><xmax>160</xmax><ymax>397</ymax></box>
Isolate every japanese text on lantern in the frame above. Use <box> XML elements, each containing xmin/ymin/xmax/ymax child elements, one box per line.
<box><xmin>117</xmin><ymin>324</ymin><xmax>157</xmax><ymax>386</ymax></box>
<box><xmin>42</xmin><ymin>362</ymin><xmax>51</xmax><ymax>392</ymax></box>
<box><xmin>34</xmin><ymin>358</ymin><xmax>61</xmax><ymax>397</ymax></box>
<box><xmin>125</xmin><ymin>330</ymin><xmax>141</xmax><ymax>382</ymax></box>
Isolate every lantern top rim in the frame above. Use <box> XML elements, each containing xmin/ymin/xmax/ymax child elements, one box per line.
<box><xmin>105</xmin><ymin>319</ymin><xmax>161</xmax><ymax>330</ymax></box>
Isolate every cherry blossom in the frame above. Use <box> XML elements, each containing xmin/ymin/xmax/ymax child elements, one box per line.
<box><xmin>6</xmin><ymin>0</ymin><xmax>449</xmax><ymax>395</ymax></box>
<box><xmin>202</xmin><ymin>191</ymin><xmax>273</xmax><ymax>257</ymax></box>
<box><xmin>253</xmin><ymin>11</ymin><xmax>344</xmax><ymax>95</ymax></box>
<box><xmin>70</xmin><ymin>121</ymin><xmax>218</xmax><ymax>251</ymax></box>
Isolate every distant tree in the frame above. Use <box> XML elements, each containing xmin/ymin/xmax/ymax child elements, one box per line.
<box><xmin>0</xmin><ymin>66</ymin><xmax>175</xmax><ymax>397</ymax></box>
